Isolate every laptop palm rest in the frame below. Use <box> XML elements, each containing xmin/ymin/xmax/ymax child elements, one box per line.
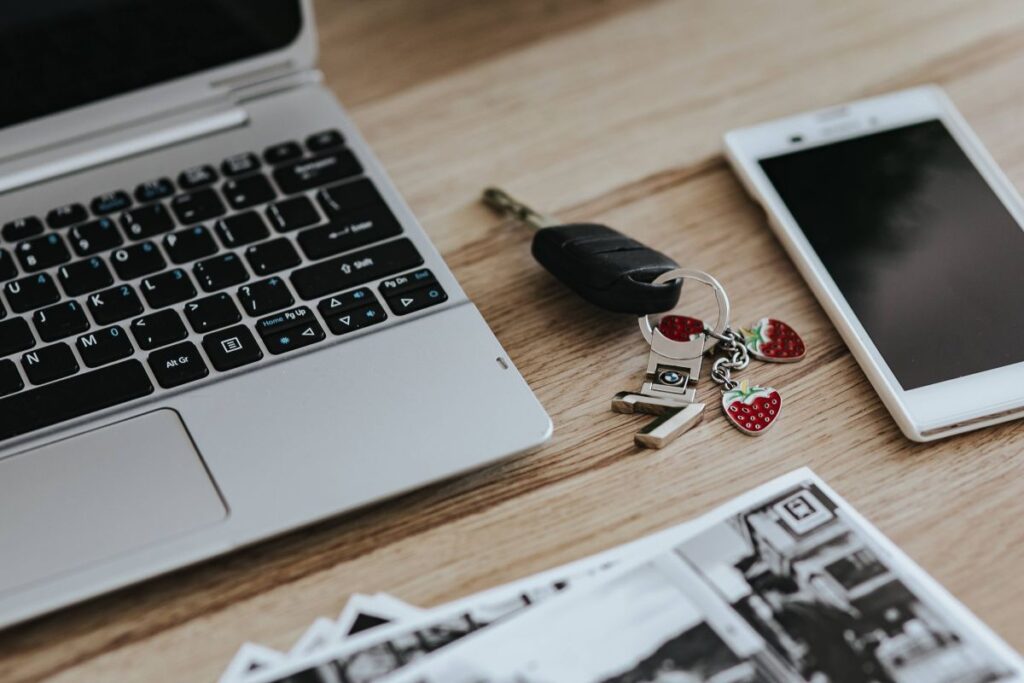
<box><xmin>0</xmin><ymin>410</ymin><xmax>226</xmax><ymax>595</ymax></box>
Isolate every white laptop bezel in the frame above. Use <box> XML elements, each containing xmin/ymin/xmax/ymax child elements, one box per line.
<box><xmin>724</xmin><ymin>86</ymin><xmax>1024</xmax><ymax>441</ymax></box>
<box><xmin>0</xmin><ymin>0</ymin><xmax>316</xmax><ymax>160</ymax></box>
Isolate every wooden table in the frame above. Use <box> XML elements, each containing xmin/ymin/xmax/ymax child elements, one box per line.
<box><xmin>4</xmin><ymin>1</ymin><xmax>1024</xmax><ymax>680</ymax></box>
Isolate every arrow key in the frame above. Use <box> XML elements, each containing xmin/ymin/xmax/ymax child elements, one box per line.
<box><xmin>261</xmin><ymin>319</ymin><xmax>325</xmax><ymax>355</ymax></box>
<box><xmin>384</xmin><ymin>283</ymin><xmax>448</xmax><ymax>316</ymax></box>
<box><xmin>323</xmin><ymin>302</ymin><xmax>387</xmax><ymax>335</ymax></box>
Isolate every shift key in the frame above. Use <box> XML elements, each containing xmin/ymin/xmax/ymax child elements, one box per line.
<box><xmin>290</xmin><ymin>238</ymin><xmax>423</xmax><ymax>300</ymax></box>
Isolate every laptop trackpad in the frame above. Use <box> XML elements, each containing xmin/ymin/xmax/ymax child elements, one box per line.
<box><xmin>0</xmin><ymin>410</ymin><xmax>226</xmax><ymax>595</ymax></box>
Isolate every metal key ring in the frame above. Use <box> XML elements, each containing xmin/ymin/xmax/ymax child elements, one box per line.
<box><xmin>638</xmin><ymin>268</ymin><xmax>730</xmax><ymax>359</ymax></box>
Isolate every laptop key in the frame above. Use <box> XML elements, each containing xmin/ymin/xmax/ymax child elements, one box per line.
<box><xmin>121</xmin><ymin>203</ymin><xmax>175</xmax><ymax>240</ymax></box>
<box><xmin>306</xmin><ymin>129</ymin><xmax>345</xmax><ymax>153</ymax></box>
<box><xmin>112</xmin><ymin>241</ymin><xmax>165</xmax><ymax>280</ymax></box>
<box><xmin>185</xmin><ymin>293</ymin><xmax>241</xmax><ymax>333</ymax></box>
<box><xmin>263</xmin><ymin>141</ymin><xmax>303</xmax><ymax>165</ymax></box>
<box><xmin>319</xmin><ymin>298</ymin><xmax>387</xmax><ymax>336</ymax></box>
<box><xmin>33</xmin><ymin>301</ymin><xmax>89</xmax><ymax>342</ymax></box>
<box><xmin>148</xmin><ymin>341</ymin><xmax>209</xmax><ymax>388</ymax></box>
<box><xmin>221</xmin><ymin>152</ymin><xmax>261</xmax><ymax>177</ymax></box>
<box><xmin>69</xmin><ymin>217</ymin><xmax>123</xmax><ymax>257</ymax></box>
<box><xmin>171</xmin><ymin>188</ymin><xmax>226</xmax><ymax>225</ymax></box>
<box><xmin>317</xmin><ymin>179</ymin><xmax>382</xmax><ymax>216</ymax></box>
<box><xmin>16</xmin><ymin>233</ymin><xmax>71</xmax><ymax>271</ymax></box>
<box><xmin>88</xmin><ymin>284</ymin><xmax>143</xmax><ymax>324</ymax></box>
<box><xmin>267</xmin><ymin>196</ymin><xmax>320</xmax><ymax>233</ymax></box>
<box><xmin>203</xmin><ymin>325</ymin><xmax>263</xmax><ymax>371</ymax></box>
<box><xmin>77</xmin><ymin>326</ymin><xmax>134</xmax><ymax>367</ymax></box>
<box><xmin>177</xmin><ymin>164</ymin><xmax>218</xmax><ymax>190</ymax></box>
<box><xmin>0</xmin><ymin>318</ymin><xmax>35</xmax><ymax>357</ymax></box>
<box><xmin>245</xmin><ymin>237</ymin><xmax>300</xmax><ymax>276</ymax></box>
<box><xmin>21</xmin><ymin>342</ymin><xmax>79</xmax><ymax>385</ymax></box>
<box><xmin>58</xmin><ymin>257</ymin><xmax>114</xmax><ymax>297</ymax></box>
<box><xmin>131</xmin><ymin>310</ymin><xmax>188</xmax><ymax>350</ymax></box>
<box><xmin>5</xmin><ymin>273</ymin><xmax>60</xmax><ymax>313</ymax></box>
<box><xmin>0</xmin><ymin>360</ymin><xmax>154</xmax><ymax>441</ymax></box>
<box><xmin>47</xmin><ymin>203</ymin><xmax>88</xmax><ymax>229</ymax></box>
<box><xmin>90</xmin><ymin>191</ymin><xmax>132</xmax><ymax>216</ymax></box>
<box><xmin>297</xmin><ymin>204</ymin><xmax>402</xmax><ymax>261</ymax></box>
<box><xmin>223</xmin><ymin>174</ymin><xmax>276</xmax><ymax>211</ymax></box>
<box><xmin>0</xmin><ymin>359</ymin><xmax>23</xmax><ymax>396</ymax></box>
<box><xmin>290</xmin><ymin>238</ymin><xmax>424</xmax><ymax>300</ymax></box>
<box><xmin>0</xmin><ymin>249</ymin><xmax>17</xmax><ymax>282</ymax></box>
<box><xmin>162</xmin><ymin>225</ymin><xmax>218</xmax><ymax>264</ymax></box>
<box><xmin>194</xmin><ymin>253</ymin><xmax>248</xmax><ymax>292</ymax></box>
<box><xmin>141</xmin><ymin>268</ymin><xmax>196</xmax><ymax>308</ymax></box>
<box><xmin>214</xmin><ymin>211</ymin><xmax>270</xmax><ymax>248</ymax></box>
<box><xmin>273</xmin><ymin>151</ymin><xmax>363</xmax><ymax>195</ymax></box>
<box><xmin>256</xmin><ymin>306</ymin><xmax>325</xmax><ymax>355</ymax></box>
<box><xmin>134</xmin><ymin>178</ymin><xmax>175</xmax><ymax>203</ymax></box>
<box><xmin>2</xmin><ymin>216</ymin><xmax>44</xmax><ymax>243</ymax></box>
<box><xmin>238</xmin><ymin>277</ymin><xmax>294</xmax><ymax>316</ymax></box>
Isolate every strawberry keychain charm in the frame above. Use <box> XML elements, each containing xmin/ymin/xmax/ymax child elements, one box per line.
<box><xmin>741</xmin><ymin>318</ymin><xmax>806</xmax><ymax>362</ymax></box>
<box><xmin>707</xmin><ymin>328</ymin><xmax>783</xmax><ymax>437</ymax></box>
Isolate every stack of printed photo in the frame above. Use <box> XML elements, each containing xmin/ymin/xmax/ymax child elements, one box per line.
<box><xmin>220</xmin><ymin>469</ymin><xmax>1024</xmax><ymax>683</ymax></box>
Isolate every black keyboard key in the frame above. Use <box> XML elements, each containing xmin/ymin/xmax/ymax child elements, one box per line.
<box><xmin>141</xmin><ymin>268</ymin><xmax>196</xmax><ymax>308</ymax></box>
<box><xmin>148</xmin><ymin>341</ymin><xmax>208</xmax><ymax>388</ymax></box>
<box><xmin>273</xmin><ymin>151</ymin><xmax>362</xmax><ymax>195</ymax></box>
<box><xmin>90</xmin><ymin>190</ymin><xmax>132</xmax><ymax>215</ymax></box>
<box><xmin>214</xmin><ymin>212</ymin><xmax>270</xmax><ymax>248</ymax></box>
<box><xmin>163</xmin><ymin>225</ymin><xmax>217</xmax><ymax>264</ymax></box>
<box><xmin>121</xmin><ymin>203</ymin><xmax>175</xmax><ymax>240</ymax></box>
<box><xmin>320</xmin><ymin>301</ymin><xmax>387</xmax><ymax>336</ymax></box>
<box><xmin>306</xmin><ymin>129</ymin><xmax>345</xmax><ymax>152</ymax></box>
<box><xmin>0</xmin><ymin>249</ymin><xmax>17</xmax><ymax>282</ymax></box>
<box><xmin>77</xmin><ymin>326</ymin><xmax>133</xmax><ymax>367</ymax></box>
<box><xmin>69</xmin><ymin>217</ymin><xmax>123</xmax><ymax>257</ymax></box>
<box><xmin>22</xmin><ymin>342</ymin><xmax>79</xmax><ymax>385</ymax></box>
<box><xmin>185</xmin><ymin>293</ymin><xmax>240</xmax><ymax>333</ymax></box>
<box><xmin>131</xmin><ymin>310</ymin><xmax>188</xmax><ymax>350</ymax></box>
<box><xmin>134</xmin><ymin>178</ymin><xmax>175</xmax><ymax>203</ymax></box>
<box><xmin>112</xmin><ymin>241</ymin><xmax>165</xmax><ymax>280</ymax></box>
<box><xmin>317</xmin><ymin>179</ymin><xmax>382</xmax><ymax>216</ymax></box>
<box><xmin>87</xmin><ymin>284</ymin><xmax>143</xmax><ymax>324</ymax></box>
<box><xmin>245</xmin><ymin>237</ymin><xmax>300</xmax><ymax>276</ymax></box>
<box><xmin>58</xmin><ymin>257</ymin><xmax>113</xmax><ymax>297</ymax></box>
<box><xmin>15</xmin><ymin>233</ymin><xmax>71</xmax><ymax>271</ymax></box>
<box><xmin>194</xmin><ymin>253</ymin><xmax>248</xmax><ymax>292</ymax></box>
<box><xmin>221</xmin><ymin>152</ymin><xmax>261</xmax><ymax>177</ymax></box>
<box><xmin>238</xmin><ymin>276</ymin><xmax>294</xmax><ymax>316</ymax></box>
<box><xmin>2</xmin><ymin>216</ymin><xmax>43</xmax><ymax>243</ymax></box>
<box><xmin>267</xmin><ymin>196</ymin><xmax>321</xmax><ymax>233</ymax></box>
<box><xmin>0</xmin><ymin>360</ymin><xmax>154</xmax><ymax>441</ymax></box>
<box><xmin>378</xmin><ymin>268</ymin><xmax>439</xmax><ymax>296</ymax></box>
<box><xmin>47</xmin><ymin>203</ymin><xmax>87</xmax><ymax>229</ymax></box>
<box><xmin>290</xmin><ymin>238</ymin><xmax>423</xmax><ymax>300</ymax></box>
<box><xmin>4</xmin><ymin>273</ymin><xmax>60</xmax><ymax>313</ymax></box>
<box><xmin>385</xmin><ymin>282</ymin><xmax>448</xmax><ymax>315</ymax></box>
<box><xmin>0</xmin><ymin>359</ymin><xmax>22</xmax><ymax>396</ymax></box>
<box><xmin>170</xmin><ymin>188</ymin><xmax>226</xmax><ymax>225</ymax></box>
<box><xmin>255</xmin><ymin>306</ymin><xmax>325</xmax><ymax>355</ymax></box>
<box><xmin>297</xmin><ymin>204</ymin><xmax>402</xmax><ymax>260</ymax></box>
<box><xmin>33</xmin><ymin>301</ymin><xmax>89</xmax><ymax>342</ymax></box>
<box><xmin>203</xmin><ymin>325</ymin><xmax>263</xmax><ymax>371</ymax></box>
<box><xmin>0</xmin><ymin>317</ymin><xmax>35</xmax><ymax>357</ymax></box>
<box><xmin>263</xmin><ymin>141</ymin><xmax>303</xmax><ymax>165</ymax></box>
<box><xmin>178</xmin><ymin>164</ymin><xmax>218</xmax><ymax>189</ymax></box>
<box><xmin>223</xmin><ymin>174</ymin><xmax>276</xmax><ymax>211</ymax></box>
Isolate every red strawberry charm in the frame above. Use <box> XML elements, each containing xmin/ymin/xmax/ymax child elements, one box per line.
<box><xmin>722</xmin><ymin>381</ymin><xmax>781</xmax><ymax>436</ymax></box>
<box><xmin>741</xmin><ymin>318</ymin><xmax>805</xmax><ymax>363</ymax></box>
<box><xmin>657</xmin><ymin>315</ymin><xmax>705</xmax><ymax>342</ymax></box>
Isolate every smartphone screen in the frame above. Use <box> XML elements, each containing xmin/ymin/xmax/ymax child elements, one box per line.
<box><xmin>759</xmin><ymin>120</ymin><xmax>1024</xmax><ymax>391</ymax></box>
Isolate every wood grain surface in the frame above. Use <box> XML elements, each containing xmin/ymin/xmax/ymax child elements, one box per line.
<box><xmin>3</xmin><ymin>0</ymin><xmax>1024</xmax><ymax>680</ymax></box>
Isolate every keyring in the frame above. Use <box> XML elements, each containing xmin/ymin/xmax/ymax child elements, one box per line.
<box><xmin>638</xmin><ymin>268</ymin><xmax>730</xmax><ymax>359</ymax></box>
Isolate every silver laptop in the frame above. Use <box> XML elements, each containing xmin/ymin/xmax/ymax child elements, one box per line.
<box><xmin>0</xmin><ymin>0</ymin><xmax>551</xmax><ymax>628</ymax></box>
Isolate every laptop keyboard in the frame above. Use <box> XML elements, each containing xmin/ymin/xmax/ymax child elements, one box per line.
<box><xmin>0</xmin><ymin>130</ymin><xmax>450</xmax><ymax>442</ymax></box>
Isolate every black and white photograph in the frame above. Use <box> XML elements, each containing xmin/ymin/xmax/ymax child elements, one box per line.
<box><xmin>676</xmin><ymin>481</ymin><xmax>1018</xmax><ymax>683</ymax></box>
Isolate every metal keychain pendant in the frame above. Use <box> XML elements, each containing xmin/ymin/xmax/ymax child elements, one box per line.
<box><xmin>707</xmin><ymin>329</ymin><xmax>783</xmax><ymax>436</ymax></box>
<box><xmin>612</xmin><ymin>269</ymin><xmax>730</xmax><ymax>448</ymax></box>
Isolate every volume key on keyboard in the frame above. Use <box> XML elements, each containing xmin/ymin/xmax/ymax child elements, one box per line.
<box><xmin>0</xmin><ymin>360</ymin><xmax>154</xmax><ymax>441</ymax></box>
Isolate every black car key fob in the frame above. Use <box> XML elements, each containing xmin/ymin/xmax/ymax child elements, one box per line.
<box><xmin>531</xmin><ymin>223</ymin><xmax>681</xmax><ymax>314</ymax></box>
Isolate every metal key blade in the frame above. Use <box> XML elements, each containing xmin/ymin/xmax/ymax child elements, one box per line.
<box><xmin>481</xmin><ymin>187</ymin><xmax>559</xmax><ymax>231</ymax></box>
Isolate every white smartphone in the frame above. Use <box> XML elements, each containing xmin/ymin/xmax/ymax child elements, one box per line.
<box><xmin>725</xmin><ymin>86</ymin><xmax>1024</xmax><ymax>442</ymax></box>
